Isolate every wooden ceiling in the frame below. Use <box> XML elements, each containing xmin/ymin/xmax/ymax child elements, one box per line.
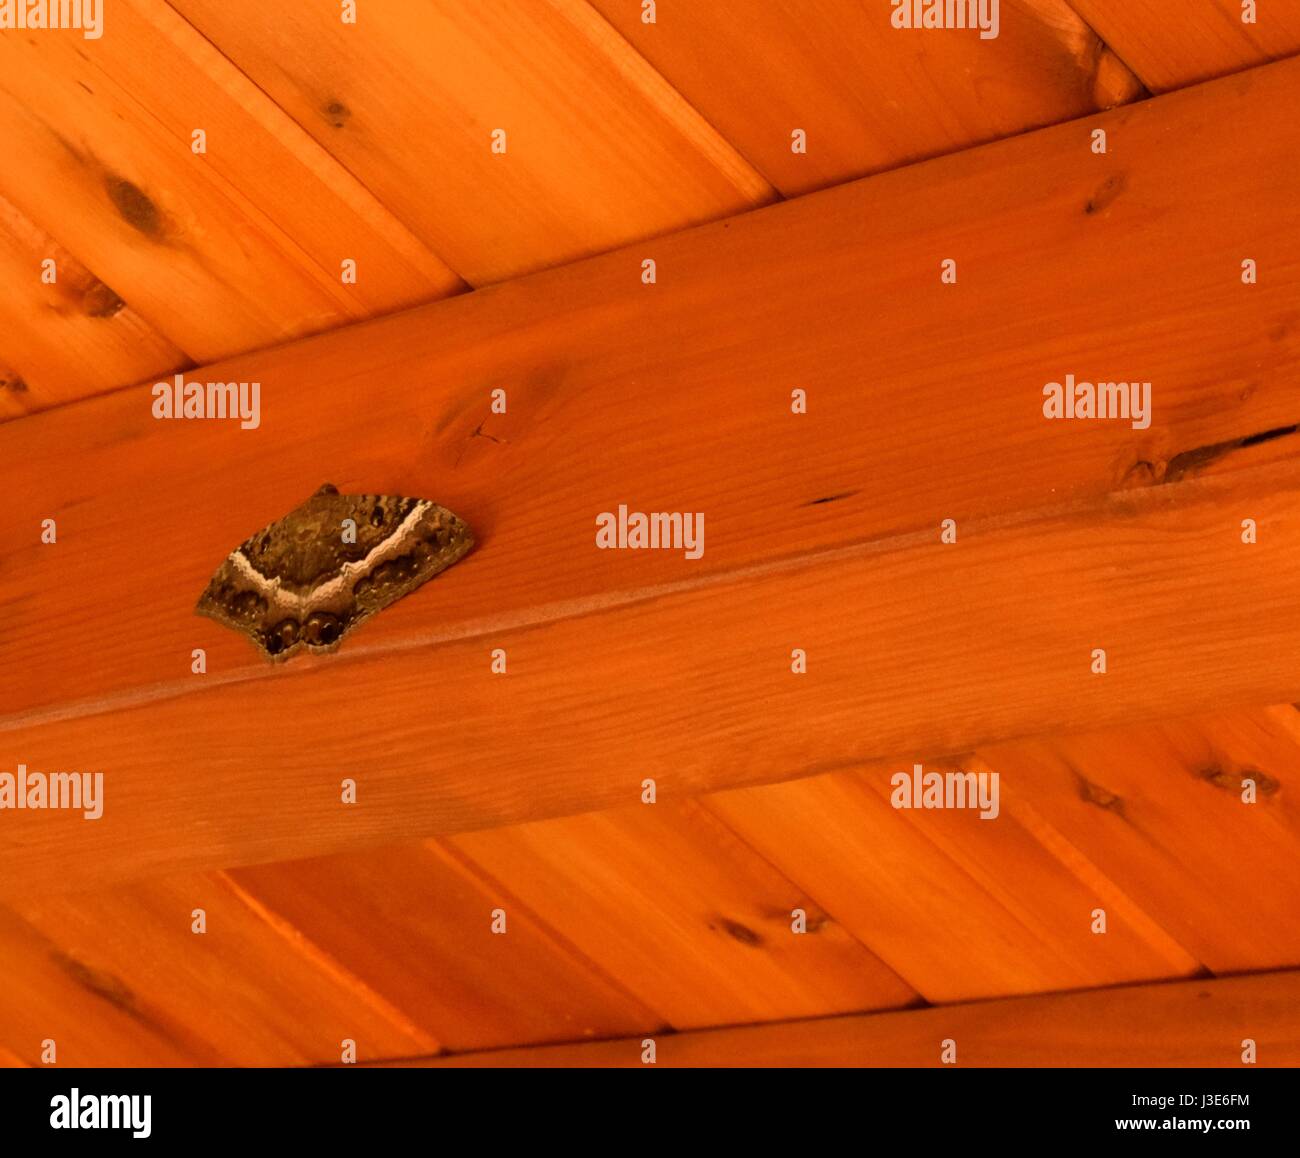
<box><xmin>2</xmin><ymin>1</ymin><xmax>1299</xmax><ymax>1067</ymax></box>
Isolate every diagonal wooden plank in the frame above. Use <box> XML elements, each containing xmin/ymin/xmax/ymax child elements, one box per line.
<box><xmin>386</xmin><ymin>969</ymin><xmax>1300</xmax><ymax>1067</ymax></box>
<box><xmin>445</xmin><ymin>800</ymin><xmax>918</xmax><ymax>1028</ymax></box>
<box><xmin>0</xmin><ymin>873</ymin><xmax>438</xmax><ymax>1065</ymax></box>
<box><xmin>224</xmin><ymin>842</ymin><xmax>664</xmax><ymax>1055</ymax></box>
<box><xmin>168</xmin><ymin>0</ymin><xmax>777</xmax><ymax>285</ymax></box>
<box><xmin>1067</xmin><ymin>0</ymin><xmax>1300</xmax><ymax>92</ymax></box>
<box><xmin>0</xmin><ymin>191</ymin><xmax>189</xmax><ymax>419</ymax></box>
<box><xmin>702</xmin><ymin>755</ymin><xmax>1202</xmax><ymax>1004</ymax></box>
<box><xmin>983</xmin><ymin>705</ymin><xmax>1300</xmax><ymax>974</ymax></box>
<box><xmin>700</xmin><ymin>707</ymin><xmax>1300</xmax><ymax>1004</ymax></box>
<box><xmin>0</xmin><ymin>0</ymin><xmax>463</xmax><ymax>376</ymax></box>
<box><xmin>588</xmin><ymin>0</ymin><xmax>1146</xmax><ymax>195</ymax></box>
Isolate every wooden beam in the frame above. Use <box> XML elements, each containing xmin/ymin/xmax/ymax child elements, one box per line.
<box><xmin>5</xmin><ymin>57</ymin><xmax>1298</xmax><ymax>724</ymax></box>
<box><xmin>389</xmin><ymin>969</ymin><xmax>1300</xmax><ymax>1067</ymax></box>
<box><xmin>4</xmin><ymin>457</ymin><xmax>1300</xmax><ymax>893</ymax></box>
<box><xmin>2</xmin><ymin>60</ymin><xmax>1299</xmax><ymax>889</ymax></box>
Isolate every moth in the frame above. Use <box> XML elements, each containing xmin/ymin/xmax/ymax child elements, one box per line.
<box><xmin>196</xmin><ymin>483</ymin><xmax>474</xmax><ymax>661</ymax></box>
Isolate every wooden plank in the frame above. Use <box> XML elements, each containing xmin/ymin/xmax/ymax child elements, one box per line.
<box><xmin>702</xmin><ymin>756</ymin><xmax>1201</xmax><ymax>1004</ymax></box>
<box><xmin>589</xmin><ymin>0</ymin><xmax>1145</xmax><ymax>195</ymax></box>
<box><xmin>0</xmin><ymin>903</ymin><xmax>196</xmax><ymax>1066</ymax></box>
<box><xmin>0</xmin><ymin>192</ymin><xmax>187</xmax><ymax>420</ymax></box>
<box><xmin>0</xmin><ymin>0</ymin><xmax>462</xmax><ymax>368</ymax></box>
<box><xmin>4</xmin><ymin>457</ymin><xmax>1300</xmax><ymax>893</ymax></box>
<box><xmin>0</xmin><ymin>873</ymin><xmax>436</xmax><ymax>1065</ymax></box>
<box><xmin>983</xmin><ymin>705</ymin><xmax>1300</xmax><ymax>974</ymax></box>
<box><xmin>226</xmin><ymin>841</ymin><xmax>662</xmax><ymax>1053</ymax></box>
<box><xmin>395</xmin><ymin>969</ymin><xmax>1300</xmax><ymax>1067</ymax></box>
<box><xmin>1068</xmin><ymin>0</ymin><xmax>1300</xmax><ymax>92</ymax></box>
<box><xmin>169</xmin><ymin>0</ymin><xmax>776</xmax><ymax>284</ymax></box>
<box><xmin>3</xmin><ymin>61</ymin><xmax>1300</xmax><ymax>887</ymax></box>
<box><xmin>3</xmin><ymin>56</ymin><xmax>1298</xmax><ymax>723</ymax></box>
<box><xmin>446</xmin><ymin>800</ymin><xmax>917</xmax><ymax>1027</ymax></box>
<box><xmin>699</xmin><ymin>706</ymin><xmax>1300</xmax><ymax>1006</ymax></box>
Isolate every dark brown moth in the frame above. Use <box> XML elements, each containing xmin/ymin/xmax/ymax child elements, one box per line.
<box><xmin>196</xmin><ymin>483</ymin><xmax>474</xmax><ymax>662</ymax></box>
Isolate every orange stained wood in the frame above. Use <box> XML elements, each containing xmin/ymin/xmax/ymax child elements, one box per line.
<box><xmin>0</xmin><ymin>702</ymin><xmax>1295</xmax><ymax>1064</ymax></box>
<box><xmin>445</xmin><ymin>800</ymin><xmax>917</xmax><ymax>1028</ymax></box>
<box><xmin>224</xmin><ymin>842</ymin><xmax>662</xmax><ymax>1055</ymax></box>
<box><xmin>397</xmin><ymin>970</ymin><xmax>1300</xmax><ymax>1067</ymax></box>
<box><xmin>3</xmin><ymin>60</ymin><xmax>1300</xmax><ymax>889</ymax></box>
<box><xmin>0</xmin><ymin>873</ymin><xmax>437</xmax><ymax>1066</ymax></box>
<box><xmin>1</xmin><ymin>2</ymin><xmax>1298</xmax><ymax>1072</ymax></box>
<box><xmin>4</xmin><ymin>56</ymin><xmax>1298</xmax><ymax>722</ymax></box>
<box><xmin>983</xmin><ymin>707</ymin><xmax>1300</xmax><ymax>973</ymax></box>
<box><xmin>0</xmin><ymin>0</ymin><xmax>1288</xmax><ymax>418</ymax></box>
<box><xmin>1068</xmin><ymin>0</ymin><xmax>1300</xmax><ymax>91</ymax></box>
<box><xmin>0</xmin><ymin>0</ymin><xmax>462</xmax><ymax>375</ymax></box>
<box><xmin>5</xmin><ymin>455</ymin><xmax>1300</xmax><ymax>893</ymax></box>
<box><xmin>703</xmin><ymin>756</ymin><xmax>1202</xmax><ymax>1004</ymax></box>
<box><xmin>169</xmin><ymin>0</ymin><xmax>777</xmax><ymax>285</ymax></box>
<box><xmin>590</xmin><ymin>0</ymin><xmax>1146</xmax><ymax>194</ymax></box>
<box><xmin>0</xmin><ymin>192</ymin><xmax>187</xmax><ymax>419</ymax></box>
<box><xmin>0</xmin><ymin>0</ymin><xmax>1152</xmax><ymax>418</ymax></box>
<box><xmin>702</xmin><ymin>706</ymin><xmax>1300</xmax><ymax>1004</ymax></box>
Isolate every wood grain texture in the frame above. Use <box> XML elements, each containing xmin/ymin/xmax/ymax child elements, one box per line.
<box><xmin>393</xmin><ymin>969</ymin><xmax>1300</xmax><ymax>1067</ymax></box>
<box><xmin>225</xmin><ymin>841</ymin><xmax>663</xmax><ymax>1054</ymax></box>
<box><xmin>984</xmin><ymin>705</ymin><xmax>1300</xmax><ymax>974</ymax></box>
<box><xmin>702</xmin><ymin>755</ymin><xmax>1202</xmax><ymax>1004</ymax></box>
<box><xmin>0</xmin><ymin>0</ymin><xmax>462</xmax><ymax>371</ymax></box>
<box><xmin>0</xmin><ymin>872</ymin><xmax>436</xmax><ymax>1066</ymax></box>
<box><xmin>2</xmin><ymin>702</ymin><xmax>1293</xmax><ymax>1062</ymax></box>
<box><xmin>3</xmin><ymin>56</ymin><xmax>1297</xmax><ymax>723</ymax></box>
<box><xmin>1068</xmin><ymin>0</ymin><xmax>1300</xmax><ymax>92</ymax></box>
<box><xmin>169</xmin><ymin>0</ymin><xmax>776</xmax><ymax>284</ymax></box>
<box><xmin>446</xmin><ymin>800</ymin><xmax>917</xmax><ymax>1027</ymax></box>
<box><xmin>1</xmin><ymin>0</ymin><xmax>1296</xmax><ymax>1073</ymax></box>
<box><xmin>701</xmin><ymin>704</ymin><xmax>1300</xmax><ymax>1005</ymax></box>
<box><xmin>589</xmin><ymin>0</ymin><xmax>1146</xmax><ymax>194</ymax></box>
<box><xmin>2</xmin><ymin>60</ymin><xmax>1299</xmax><ymax>889</ymax></box>
<box><xmin>0</xmin><ymin>193</ymin><xmax>188</xmax><ymax>420</ymax></box>
<box><xmin>4</xmin><ymin>456</ymin><xmax>1300</xmax><ymax>894</ymax></box>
